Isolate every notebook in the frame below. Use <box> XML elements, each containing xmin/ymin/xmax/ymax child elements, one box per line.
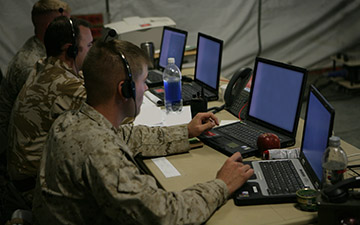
<box><xmin>150</xmin><ymin>32</ymin><xmax>222</xmax><ymax>105</ymax></box>
<box><xmin>199</xmin><ymin>57</ymin><xmax>307</xmax><ymax>158</ymax></box>
<box><xmin>146</xmin><ymin>26</ymin><xmax>188</xmax><ymax>88</ymax></box>
<box><xmin>233</xmin><ymin>85</ymin><xmax>335</xmax><ymax>205</ymax></box>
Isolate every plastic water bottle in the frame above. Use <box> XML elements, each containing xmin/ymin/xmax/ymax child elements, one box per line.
<box><xmin>321</xmin><ymin>136</ymin><xmax>348</xmax><ymax>188</ymax></box>
<box><xmin>163</xmin><ymin>57</ymin><xmax>183</xmax><ymax>113</ymax></box>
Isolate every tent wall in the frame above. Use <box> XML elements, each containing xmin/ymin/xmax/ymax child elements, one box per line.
<box><xmin>1</xmin><ymin>0</ymin><xmax>360</xmax><ymax>78</ymax></box>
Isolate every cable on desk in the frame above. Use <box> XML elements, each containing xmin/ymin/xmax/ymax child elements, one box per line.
<box><xmin>238</xmin><ymin>102</ymin><xmax>248</xmax><ymax>121</ymax></box>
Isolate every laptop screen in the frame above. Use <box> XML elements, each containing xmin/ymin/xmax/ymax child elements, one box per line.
<box><xmin>194</xmin><ymin>33</ymin><xmax>222</xmax><ymax>90</ymax></box>
<box><xmin>158</xmin><ymin>27</ymin><xmax>187</xmax><ymax>70</ymax></box>
<box><xmin>302</xmin><ymin>85</ymin><xmax>334</xmax><ymax>181</ymax></box>
<box><xmin>248</xmin><ymin>58</ymin><xmax>306</xmax><ymax>133</ymax></box>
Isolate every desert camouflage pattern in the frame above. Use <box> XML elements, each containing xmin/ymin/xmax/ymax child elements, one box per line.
<box><xmin>0</xmin><ymin>36</ymin><xmax>46</xmax><ymax>155</ymax></box>
<box><xmin>7</xmin><ymin>56</ymin><xmax>86</xmax><ymax>181</ymax></box>
<box><xmin>32</xmin><ymin>103</ymin><xmax>229</xmax><ymax>225</ymax></box>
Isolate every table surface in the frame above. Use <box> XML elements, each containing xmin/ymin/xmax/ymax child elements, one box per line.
<box><xmin>142</xmin><ymin>99</ymin><xmax>360</xmax><ymax>225</ymax></box>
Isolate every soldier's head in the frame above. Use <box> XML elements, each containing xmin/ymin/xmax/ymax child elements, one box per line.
<box><xmin>44</xmin><ymin>16</ymin><xmax>93</xmax><ymax>71</ymax></box>
<box><xmin>83</xmin><ymin>39</ymin><xmax>151</xmax><ymax>118</ymax></box>
<box><xmin>32</xmin><ymin>0</ymin><xmax>71</xmax><ymax>43</ymax></box>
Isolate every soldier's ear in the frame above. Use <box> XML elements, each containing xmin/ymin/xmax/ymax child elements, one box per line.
<box><xmin>117</xmin><ymin>80</ymin><xmax>126</xmax><ymax>100</ymax></box>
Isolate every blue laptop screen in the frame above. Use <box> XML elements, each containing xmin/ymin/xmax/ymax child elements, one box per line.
<box><xmin>159</xmin><ymin>29</ymin><xmax>187</xmax><ymax>69</ymax></box>
<box><xmin>194</xmin><ymin>35</ymin><xmax>221</xmax><ymax>89</ymax></box>
<box><xmin>302</xmin><ymin>89</ymin><xmax>333</xmax><ymax>180</ymax></box>
<box><xmin>249</xmin><ymin>61</ymin><xmax>305</xmax><ymax>132</ymax></box>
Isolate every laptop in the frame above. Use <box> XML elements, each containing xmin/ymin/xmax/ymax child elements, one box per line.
<box><xmin>234</xmin><ymin>85</ymin><xmax>335</xmax><ymax>205</ymax></box>
<box><xmin>199</xmin><ymin>57</ymin><xmax>307</xmax><ymax>158</ymax></box>
<box><xmin>150</xmin><ymin>32</ymin><xmax>222</xmax><ymax>105</ymax></box>
<box><xmin>146</xmin><ymin>26</ymin><xmax>188</xmax><ymax>88</ymax></box>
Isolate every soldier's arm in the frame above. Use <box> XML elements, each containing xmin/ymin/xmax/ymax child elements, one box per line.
<box><xmin>85</xmin><ymin>149</ymin><xmax>229</xmax><ymax>224</ymax></box>
<box><xmin>119</xmin><ymin>124</ymin><xmax>190</xmax><ymax>157</ymax></box>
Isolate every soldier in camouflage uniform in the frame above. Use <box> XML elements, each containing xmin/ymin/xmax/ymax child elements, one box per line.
<box><xmin>6</xmin><ymin>16</ymin><xmax>93</xmax><ymax>205</ymax></box>
<box><xmin>32</xmin><ymin>39</ymin><xmax>254</xmax><ymax>224</ymax></box>
<box><xmin>0</xmin><ymin>0</ymin><xmax>71</xmax><ymax>156</ymax></box>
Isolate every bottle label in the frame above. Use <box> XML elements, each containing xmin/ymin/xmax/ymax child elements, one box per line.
<box><xmin>322</xmin><ymin>160</ymin><xmax>346</xmax><ymax>185</ymax></box>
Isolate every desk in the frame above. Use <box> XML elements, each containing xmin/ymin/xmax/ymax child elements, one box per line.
<box><xmin>143</xmin><ymin>101</ymin><xmax>360</xmax><ymax>225</ymax></box>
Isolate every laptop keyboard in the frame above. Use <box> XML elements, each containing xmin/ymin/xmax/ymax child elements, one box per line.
<box><xmin>217</xmin><ymin>122</ymin><xmax>267</xmax><ymax>147</ymax></box>
<box><xmin>147</xmin><ymin>70</ymin><xmax>163</xmax><ymax>83</ymax></box>
<box><xmin>259</xmin><ymin>160</ymin><xmax>304</xmax><ymax>195</ymax></box>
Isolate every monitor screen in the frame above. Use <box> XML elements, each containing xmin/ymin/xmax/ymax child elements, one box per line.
<box><xmin>248</xmin><ymin>60</ymin><xmax>305</xmax><ymax>132</ymax></box>
<box><xmin>159</xmin><ymin>28</ymin><xmax>187</xmax><ymax>70</ymax></box>
<box><xmin>302</xmin><ymin>88</ymin><xmax>333</xmax><ymax>180</ymax></box>
<box><xmin>194</xmin><ymin>34</ymin><xmax>222</xmax><ymax>89</ymax></box>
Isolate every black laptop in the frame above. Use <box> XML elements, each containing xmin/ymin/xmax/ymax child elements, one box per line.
<box><xmin>150</xmin><ymin>32</ymin><xmax>222</xmax><ymax>105</ymax></box>
<box><xmin>146</xmin><ymin>26</ymin><xmax>188</xmax><ymax>88</ymax></box>
<box><xmin>234</xmin><ymin>85</ymin><xmax>335</xmax><ymax>205</ymax></box>
<box><xmin>199</xmin><ymin>57</ymin><xmax>307</xmax><ymax>158</ymax></box>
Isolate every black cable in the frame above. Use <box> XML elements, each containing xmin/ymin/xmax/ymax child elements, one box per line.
<box><xmin>347</xmin><ymin>164</ymin><xmax>360</xmax><ymax>176</ymax></box>
<box><xmin>256</xmin><ymin>0</ymin><xmax>262</xmax><ymax>57</ymax></box>
<box><xmin>349</xmin><ymin>168</ymin><xmax>360</xmax><ymax>176</ymax></box>
<box><xmin>126</xmin><ymin>98</ymin><xmax>137</xmax><ymax>145</ymax></box>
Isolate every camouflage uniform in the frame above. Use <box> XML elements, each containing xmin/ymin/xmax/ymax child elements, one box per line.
<box><xmin>7</xmin><ymin>56</ymin><xmax>86</xmax><ymax>182</ymax></box>
<box><xmin>0</xmin><ymin>36</ymin><xmax>46</xmax><ymax>155</ymax></box>
<box><xmin>32</xmin><ymin>103</ymin><xmax>229</xmax><ymax>225</ymax></box>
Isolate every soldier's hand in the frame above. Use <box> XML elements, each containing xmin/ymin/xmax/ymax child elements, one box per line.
<box><xmin>187</xmin><ymin>112</ymin><xmax>219</xmax><ymax>138</ymax></box>
<box><xmin>216</xmin><ymin>152</ymin><xmax>254</xmax><ymax>195</ymax></box>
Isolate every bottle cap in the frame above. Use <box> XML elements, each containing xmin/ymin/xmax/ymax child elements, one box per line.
<box><xmin>329</xmin><ymin>136</ymin><xmax>340</xmax><ymax>147</ymax></box>
<box><xmin>168</xmin><ymin>57</ymin><xmax>175</xmax><ymax>64</ymax></box>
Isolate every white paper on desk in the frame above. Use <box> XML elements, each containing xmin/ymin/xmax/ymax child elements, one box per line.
<box><xmin>152</xmin><ymin>157</ymin><xmax>181</xmax><ymax>178</ymax></box>
<box><xmin>219</xmin><ymin>120</ymin><xmax>239</xmax><ymax>126</ymax></box>
<box><xmin>134</xmin><ymin>96</ymin><xmax>163</xmax><ymax>126</ymax></box>
<box><xmin>134</xmin><ymin>96</ymin><xmax>192</xmax><ymax>127</ymax></box>
<box><xmin>163</xmin><ymin>106</ymin><xmax>192</xmax><ymax>126</ymax></box>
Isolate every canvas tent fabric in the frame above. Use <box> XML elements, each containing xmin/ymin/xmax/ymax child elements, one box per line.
<box><xmin>1</xmin><ymin>0</ymin><xmax>360</xmax><ymax>79</ymax></box>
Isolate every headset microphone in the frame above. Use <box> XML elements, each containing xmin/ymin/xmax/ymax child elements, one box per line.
<box><xmin>104</xmin><ymin>29</ymin><xmax>117</xmax><ymax>42</ymax></box>
<box><xmin>58</xmin><ymin>7</ymin><xmax>64</xmax><ymax>15</ymax></box>
<box><xmin>108</xmin><ymin>29</ymin><xmax>117</xmax><ymax>38</ymax></box>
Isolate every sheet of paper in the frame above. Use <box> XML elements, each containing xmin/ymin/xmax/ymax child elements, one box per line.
<box><xmin>134</xmin><ymin>96</ymin><xmax>163</xmax><ymax>126</ymax></box>
<box><xmin>135</xmin><ymin>95</ymin><xmax>192</xmax><ymax>126</ymax></box>
<box><xmin>163</xmin><ymin>106</ymin><xmax>192</xmax><ymax>126</ymax></box>
<box><xmin>152</xmin><ymin>157</ymin><xmax>181</xmax><ymax>178</ymax></box>
<box><xmin>219</xmin><ymin>120</ymin><xmax>239</xmax><ymax>126</ymax></box>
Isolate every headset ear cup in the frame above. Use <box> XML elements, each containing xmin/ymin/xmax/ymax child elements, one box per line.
<box><xmin>121</xmin><ymin>80</ymin><xmax>132</xmax><ymax>99</ymax></box>
<box><xmin>67</xmin><ymin>45</ymin><xmax>78</xmax><ymax>59</ymax></box>
<box><xmin>121</xmin><ymin>80</ymin><xmax>136</xmax><ymax>99</ymax></box>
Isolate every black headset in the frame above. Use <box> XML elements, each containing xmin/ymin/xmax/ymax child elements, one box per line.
<box><xmin>119</xmin><ymin>52</ymin><xmax>136</xmax><ymax>100</ymax></box>
<box><xmin>104</xmin><ymin>29</ymin><xmax>136</xmax><ymax>100</ymax></box>
<box><xmin>66</xmin><ymin>18</ymin><xmax>78</xmax><ymax>59</ymax></box>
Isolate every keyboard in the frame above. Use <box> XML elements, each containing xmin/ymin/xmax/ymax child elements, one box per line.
<box><xmin>151</xmin><ymin>82</ymin><xmax>215</xmax><ymax>105</ymax></box>
<box><xmin>146</xmin><ymin>70</ymin><xmax>163</xmax><ymax>87</ymax></box>
<box><xmin>259</xmin><ymin>160</ymin><xmax>304</xmax><ymax>195</ymax></box>
<box><xmin>217</xmin><ymin>122</ymin><xmax>267</xmax><ymax>147</ymax></box>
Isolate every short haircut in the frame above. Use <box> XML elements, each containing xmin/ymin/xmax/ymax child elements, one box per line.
<box><xmin>83</xmin><ymin>39</ymin><xmax>151</xmax><ymax>106</ymax></box>
<box><xmin>32</xmin><ymin>0</ymin><xmax>71</xmax><ymax>16</ymax></box>
<box><xmin>31</xmin><ymin>0</ymin><xmax>71</xmax><ymax>25</ymax></box>
<box><xmin>44</xmin><ymin>16</ymin><xmax>91</xmax><ymax>57</ymax></box>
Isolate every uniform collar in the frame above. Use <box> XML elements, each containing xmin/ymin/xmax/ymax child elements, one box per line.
<box><xmin>79</xmin><ymin>102</ymin><xmax>118</xmax><ymax>133</ymax></box>
<box><xmin>44</xmin><ymin>56</ymin><xmax>81</xmax><ymax>79</ymax></box>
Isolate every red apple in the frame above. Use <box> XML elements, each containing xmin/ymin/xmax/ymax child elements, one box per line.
<box><xmin>257</xmin><ymin>133</ymin><xmax>281</xmax><ymax>155</ymax></box>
